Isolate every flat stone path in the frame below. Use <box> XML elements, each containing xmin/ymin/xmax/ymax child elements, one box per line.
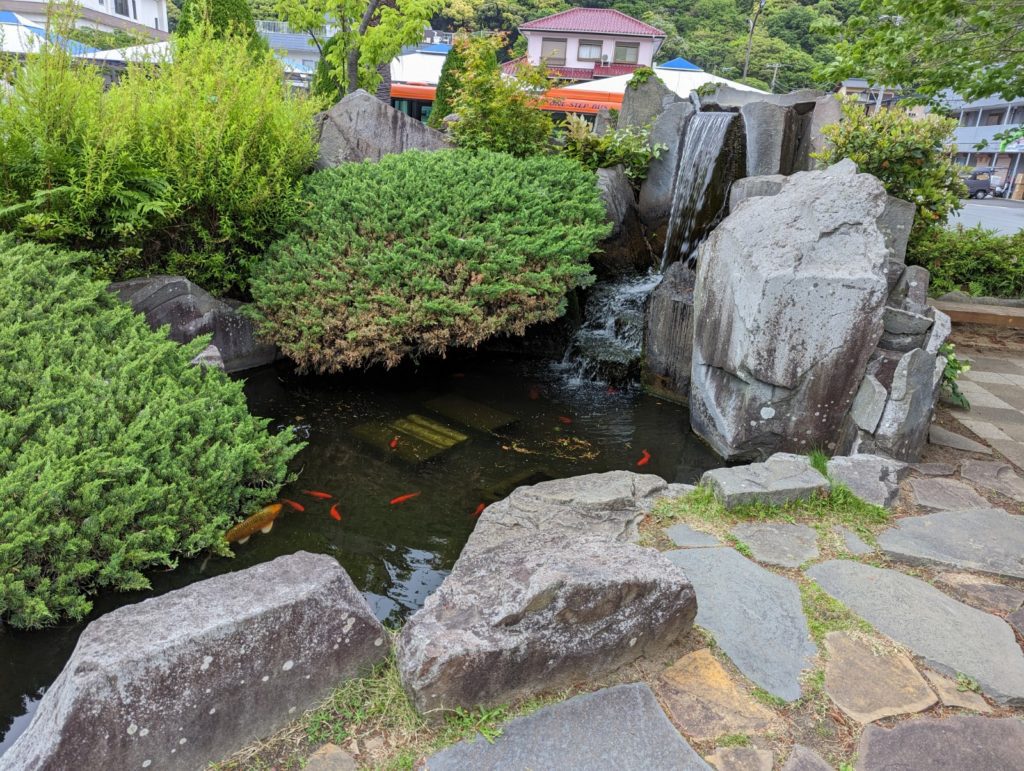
<box><xmin>856</xmin><ymin>715</ymin><xmax>1024</xmax><ymax>771</ymax></box>
<box><xmin>952</xmin><ymin>349</ymin><xmax>1024</xmax><ymax>468</ymax></box>
<box><xmin>959</xmin><ymin>459</ymin><xmax>1024</xmax><ymax>501</ymax></box>
<box><xmin>807</xmin><ymin>560</ymin><xmax>1024</xmax><ymax>705</ymax></box>
<box><xmin>730</xmin><ymin>522</ymin><xmax>819</xmax><ymax>568</ymax></box>
<box><xmin>664</xmin><ymin>548</ymin><xmax>815</xmax><ymax>702</ymax></box>
<box><xmin>908</xmin><ymin>477</ymin><xmax>989</xmax><ymax>510</ymax></box>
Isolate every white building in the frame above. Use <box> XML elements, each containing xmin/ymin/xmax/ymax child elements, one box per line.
<box><xmin>0</xmin><ymin>0</ymin><xmax>168</xmax><ymax>38</ymax></box>
<box><xmin>946</xmin><ymin>94</ymin><xmax>1024</xmax><ymax>189</ymax></box>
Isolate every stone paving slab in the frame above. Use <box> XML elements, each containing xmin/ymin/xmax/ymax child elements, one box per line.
<box><xmin>922</xmin><ymin>669</ymin><xmax>993</xmax><ymax>713</ymax></box>
<box><xmin>928</xmin><ymin>424</ymin><xmax>992</xmax><ymax>455</ymax></box>
<box><xmin>878</xmin><ymin>508</ymin><xmax>1024</xmax><ymax>579</ymax></box>
<box><xmin>664</xmin><ymin>549</ymin><xmax>815</xmax><ymax>702</ymax></box>
<box><xmin>730</xmin><ymin>522</ymin><xmax>819</xmax><ymax>568</ymax></box>
<box><xmin>933</xmin><ymin>572</ymin><xmax>1024</xmax><ymax>614</ymax></box>
<box><xmin>832</xmin><ymin>526</ymin><xmax>873</xmax><ymax>555</ymax></box>
<box><xmin>1008</xmin><ymin>607</ymin><xmax>1024</xmax><ymax>637</ymax></box>
<box><xmin>909</xmin><ymin>477</ymin><xmax>990</xmax><ymax>510</ymax></box>
<box><xmin>826</xmin><ymin>455</ymin><xmax>906</xmax><ymax>508</ymax></box>
<box><xmin>658</xmin><ymin>649</ymin><xmax>778</xmax><ymax>741</ymax></box>
<box><xmin>959</xmin><ymin>459</ymin><xmax>1024</xmax><ymax>502</ymax></box>
<box><xmin>705</xmin><ymin>746</ymin><xmax>772</xmax><ymax>771</ymax></box>
<box><xmin>701</xmin><ymin>453</ymin><xmax>829</xmax><ymax>508</ymax></box>
<box><xmin>823</xmin><ymin>631</ymin><xmax>936</xmax><ymax>724</ymax></box>
<box><xmin>807</xmin><ymin>560</ymin><xmax>1024</xmax><ymax>705</ymax></box>
<box><xmin>305</xmin><ymin>743</ymin><xmax>358</xmax><ymax>771</ymax></box>
<box><xmin>423</xmin><ymin>683</ymin><xmax>711</xmax><ymax>770</ymax></box>
<box><xmin>780</xmin><ymin>745</ymin><xmax>831</xmax><ymax>771</ymax></box>
<box><xmin>855</xmin><ymin>716</ymin><xmax>1024</xmax><ymax>771</ymax></box>
<box><xmin>665</xmin><ymin>523</ymin><xmax>722</xmax><ymax>548</ymax></box>
<box><xmin>911</xmin><ymin>462</ymin><xmax>957</xmax><ymax>476</ymax></box>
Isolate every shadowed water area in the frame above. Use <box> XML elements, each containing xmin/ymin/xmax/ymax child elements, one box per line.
<box><xmin>0</xmin><ymin>352</ymin><xmax>719</xmax><ymax>753</ymax></box>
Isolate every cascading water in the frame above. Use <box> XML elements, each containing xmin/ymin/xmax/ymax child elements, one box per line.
<box><xmin>660</xmin><ymin>111</ymin><xmax>738</xmax><ymax>270</ymax></box>
<box><xmin>559</xmin><ymin>272</ymin><xmax>662</xmax><ymax>386</ymax></box>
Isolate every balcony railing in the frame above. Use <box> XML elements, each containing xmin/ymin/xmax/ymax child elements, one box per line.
<box><xmin>954</xmin><ymin>123</ymin><xmax>1023</xmax><ymax>152</ymax></box>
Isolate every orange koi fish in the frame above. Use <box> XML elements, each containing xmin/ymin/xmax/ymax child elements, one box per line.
<box><xmin>472</xmin><ymin>502</ymin><xmax>486</xmax><ymax>517</ymax></box>
<box><xmin>329</xmin><ymin>503</ymin><xmax>342</xmax><ymax>521</ymax></box>
<box><xmin>281</xmin><ymin>499</ymin><xmax>305</xmax><ymax>512</ymax></box>
<box><xmin>390</xmin><ymin>492</ymin><xmax>421</xmax><ymax>505</ymax></box>
<box><xmin>558</xmin><ymin>416</ymin><xmax>573</xmax><ymax>425</ymax></box>
<box><xmin>389</xmin><ymin>436</ymin><xmax>399</xmax><ymax>449</ymax></box>
<box><xmin>636</xmin><ymin>449</ymin><xmax>651</xmax><ymax>467</ymax></box>
<box><xmin>225</xmin><ymin>503</ymin><xmax>282</xmax><ymax>545</ymax></box>
<box><xmin>302</xmin><ymin>490</ymin><xmax>333</xmax><ymax>500</ymax></box>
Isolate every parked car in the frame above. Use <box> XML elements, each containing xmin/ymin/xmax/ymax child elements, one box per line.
<box><xmin>961</xmin><ymin>167</ymin><xmax>995</xmax><ymax>198</ymax></box>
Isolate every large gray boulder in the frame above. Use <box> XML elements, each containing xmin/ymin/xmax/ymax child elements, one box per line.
<box><xmin>739</xmin><ymin>101</ymin><xmax>800</xmax><ymax>176</ymax></box>
<box><xmin>463</xmin><ymin>471</ymin><xmax>668</xmax><ymax>558</ymax></box>
<box><xmin>396</xmin><ymin>534</ymin><xmax>696</xmax><ymax>714</ymax></box>
<box><xmin>642</xmin><ymin>261</ymin><xmax>696</xmax><ymax>402</ymax></box>
<box><xmin>638</xmin><ymin>101</ymin><xmax>696</xmax><ymax>244</ymax></box>
<box><xmin>689</xmin><ymin>161</ymin><xmax>890</xmax><ymax>460</ymax></box>
<box><xmin>595</xmin><ymin>165</ymin><xmax>651</xmax><ymax>274</ymax></box>
<box><xmin>617</xmin><ymin>75</ymin><xmax>682</xmax><ymax>130</ymax></box>
<box><xmin>108</xmin><ymin>276</ymin><xmax>277</xmax><ymax>373</ymax></box>
<box><xmin>1</xmin><ymin>553</ymin><xmax>388</xmax><ymax>771</ymax></box>
<box><xmin>316</xmin><ymin>89</ymin><xmax>450</xmax><ymax>168</ymax></box>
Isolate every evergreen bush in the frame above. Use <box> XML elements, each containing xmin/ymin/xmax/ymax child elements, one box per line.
<box><xmin>249</xmin><ymin>150</ymin><xmax>610</xmax><ymax>371</ymax></box>
<box><xmin>908</xmin><ymin>225</ymin><xmax>1024</xmax><ymax>299</ymax></box>
<box><xmin>177</xmin><ymin>0</ymin><xmax>267</xmax><ymax>52</ymax></box>
<box><xmin>0</xmin><ymin>236</ymin><xmax>301</xmax><ymax>629</ymax></box>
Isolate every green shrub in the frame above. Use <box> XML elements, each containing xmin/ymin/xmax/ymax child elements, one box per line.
<box><xmin>0</xmin><ymin>26</ymin><xmax>318</xmax><ymax>294</ymax></box>
<box><xmin>177</xmin><ymin>0</ymin><xmax>267</xmax><ymax>52</ymax></box>
<box><xmin>560</xmin><ymin>114</ymin><xmax>666</xmax><ymax>181</ymax></box>
<box><xmin>627</xmin><ymin>66</ymin><xmax>657</xmax><ymax>89</ymax></box>
<box><xmin>426</xmin><ymin>33</ymin><xmax>467</xmax><ymax>129</ymax></box>
<box><xmin>249</xmin><ymin>150</ymin><xmax>610</xmax><ymax>371</ymax></box>
<box><xmin>908</xmin><ymin>225</ymin><xmax>1024</xmax><ymax>299</ymax></box>
<box><xmin>312</xmin><ymin>33</ymin><xmax>345</xmax><ymax>105</ymax></box>
<box><xmin>0</xmin><ymin>236</ymin><xmax>301</xmax><ymax>629</ymax></box>
<box><xmin>814</xmin><ymin>100</ymin><xmax>966</xmax><ymax>237</ymax></box>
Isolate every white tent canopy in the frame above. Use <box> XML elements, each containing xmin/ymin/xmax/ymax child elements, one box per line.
<box><xmin>562</xmin><ymin>65</ymin><xmax>765</xmax><ymax>97</ymax></box>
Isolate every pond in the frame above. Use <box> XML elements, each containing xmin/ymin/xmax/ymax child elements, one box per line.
<box><xmin>0</xmin><ymin>350</ymin><xmax>720</xmax><ymax>754</ymax></box>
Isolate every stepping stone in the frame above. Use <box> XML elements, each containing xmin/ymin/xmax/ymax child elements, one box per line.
<box><xmin>781</xmin><ymin>745</ymin><xmax>831</xmax><ymax>771</ymax></box>
<box><xmin>878</xmin><ymin>508</ymin><xmax>1024</xmax><ymax>579</ymax></box>
<box><xmin>909</xmin><ymin>477</ymin><xmax>989</xmax><ymax>510</ymax></box>
<box><xmin>922</xmin><ymin>669</ymin><xmax>993</xmax><ymax>713</ymax></box>
<box><xmin>1008</xmin><ymin>607</ymin><xmax>1024</xmax><ymax>637</ymax></box>
<box><xmin>856</xmin><ymin>716</ymin><xmax>1024</xmax><ymax>771</ymax></box>
<box><xmin>934</xmin><ymin>572</ymin><xmax>1024</xmax><ymax>614</ymax></box>
<box><xmin>832</xmin><ymin>526</ymin><xmax>873</xmax><ymax>555</ymax></box>
<box><xmin>424</xmin><ymin>394</ymin><xmax>515</xmax><ymax>432</ymax></box>
<box><xmin>806</xmin><ymin>560</ymin><xmax>1024</xmax><ymax>705</ymax></box>
<box><xmin>658</xmin><ymin>649</ymin><xmax>778</xmax><ymax>741</ymax></box>
<box><xmin>423</xmin><ymin>683</ymin><xmax>711</xmax><ymax>770</ymax></box>
<box><xmin>705</xmin><ymin>747</ymin><xmax>772</xmax><ymax>771</ymax></box>
<box><xmin>701</xmin><ymin>453</ymin><xmax>829</xmax><ymax>508</ymax></box>
<box><xmin>306</xmin><ymin>743</ymin><xmax>358</xmax><ymax>771</ymax></box>
<box><xmin>929</xmin><ymin>424</ymin><xmax>992</xmax><ymax>455</ymax></box>
<box><xmin>826</xmin><ymin>455</ymin><xmax>906</xmax><ymax>508</ymax></box>
<box><xmin>664</xmin><ymin>549</ymin><xmax>816</xmax><ymax>702</ymax></box>
<box><xmin>822</xmin><ymin>631</ymin><xmax>936</xmax><ymax>723</ymax></box>
<box><xmin>665</xmin><ymin>523</ymin><xmax>722</xmax><ymax>548</ymax></box>
<box><xmin>912</xmin><ymin>462</ymin><xmax>957</xmax><ymax>476</ymax></box>
<box><xmin>960</xmin><ymin>459</ymin><xmax>1024</xmax><ymax>502</ymax></box>
<box><xmin>730</xmin><ymin>522</ymin><xmax>819</xmax><ymax>568</ymax></box>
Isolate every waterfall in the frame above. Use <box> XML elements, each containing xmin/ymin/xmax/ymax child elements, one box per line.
<box><xmin>660</xmin><ymin>111</ymin><xmax>738</xmax><ymax>270</ymax></box>
<box><xmin>559</xmin><ymin>272</ymin><xmax>663</xmax><ymax>386</ymax></box>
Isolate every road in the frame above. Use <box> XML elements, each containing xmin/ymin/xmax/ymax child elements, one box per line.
<box><xmin>948</xmin><ymin>199</ymin><xmax>1024</xmax><ymax>235</ymax></box>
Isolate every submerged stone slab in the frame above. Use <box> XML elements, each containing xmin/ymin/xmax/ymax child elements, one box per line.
<box><xmin>823</xmin><ymin>631</ymin><xmax>936</xmax><ymax>723</ymax></box>
<box><xmin>1</xmin><ymin>553</ymin><xmax>388</xmax><ymax>771</ymax></box>
<box><xmin>731</xmin><ymin>522</ymin><xmax>819</xmax><ymax>568</ymax></box>
<box><xmin>658</xmin><ymin>649</ymin><xmax>778</xmax><ymax>741</ymax></box>
<box><xmin>424</xmin><ymin>394</ymin><xmax>515</xmax><ymax>432</ymax></box>
<box><xmin>424</xmin><ymin>683</ymin><xmax>711</xmax><ymax>771</ymax></box>
<box><xmin>910</xmin><ymin>478</ymin><xmax>989</xmax><ymax>511</ymax></box>
<box><xmin>960</xmin><ymin>460</ymin><xmax>1024</xmax><ymax>502</ymax></box>
<box><xmin>922</xmin><ymin>669</ymin><xmax>993</xmax><ymax>713</ymax></box>
<box><xmin>856</xmin><ymin>716</ymin><xmax>1024</xmax><ymax>771</ymax></box>
<box><xmin>397</xmin><ymin>534</ymin><xmax>696</xmax><ymax>714</ymax></box>
<box><xmin>827</xmin><ymin>454</ymin><xmax>906</xmax><ymax>508</ymax></box>
<box><xmin>807</xmin><ymin>560</ymin><xmax>1024</xmax><ymax>705</ymax></box>
<box><xmin>781</xmin><ymin>745</ymin><xmax>832</xmax><ymax>771</ymax></box>
<box><xmin>706</xmin><ymin>746</ymin><xmax>773</xmax><ymax>771</ymax></box>
<box><xmin>934</xmin><ymin>572</ymin><xmax>1024</xmax><ymax>614</ymax></box>
<box><xmin>665</xmin><ymin>523</ymin><xmax>722</xmax><ymax>548</ymax></box>
<box><xmin>463</xmin><ymin>471</ymin><xmax>667</xmax><ymax>558</ymax></box>
<box><xmin>878</xmin><ymin>508</ymin><xmax>1024</xmax><ymax>579</ymax></box>
<box><xmin>702</xmin><ymin>453</ymin><xmax>829</xmax><ymax>508</ymax></box>
<box><xmin>664</xmin><ymin>548</ymin><xmax>815</xmax><ymax>702</ymax></box>
<box><xmin>929</xmin><ymin>424</ymin><xmax>992</xmax><ymax>455</ymax></box>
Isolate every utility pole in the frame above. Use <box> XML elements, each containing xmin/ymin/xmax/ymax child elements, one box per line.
<box><xmin>742</xmin><ymin>0</ymin><xmax>767</xmax><ymax>79</ymax></box>
<box><xmin>767</xmin><ymin>62</ymin><xmax>781</xmax><ymax>92</ymax></box>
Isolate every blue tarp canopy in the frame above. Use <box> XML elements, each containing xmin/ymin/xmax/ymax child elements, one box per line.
<box><xmin>658</xmin><ymin>57</ymin><xmax>702</xmax><ymax>72</ymax></box>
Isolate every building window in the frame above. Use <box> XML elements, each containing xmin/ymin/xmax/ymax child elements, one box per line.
<box><xmin>578</xmin><ymin>39</ymin><xmax>603</xmax><ymax>62</ymax></box>
<box><xmin>540</xmin><ymin>38</ymin><xmax>567</xmax><ymax>66</ymax></box>
<box><xmin>131</xmin><ymin>0</ymin><xmax>137</xmax><ymax>18</ymax></box>
<box><xmin>113</xmin><ymin>0</ymin><xmax>128</xmax><ymax>15</ymax></box>
<box><xmin>613</xmin><ymin>42</ymin><xmax>639</xmax><ymax>64</ymax></box>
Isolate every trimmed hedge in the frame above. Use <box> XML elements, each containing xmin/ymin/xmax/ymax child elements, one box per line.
<box><xmin>0</xmin><ymin>236</ymin><xmax>302</xmax><ymax>629</ymax></box>
<box><xmin>250</xmin><ymin>150</ymin><xmax>610</xmax><ymax>371</ymax></box>
<box><xmin>909</xmin><ymin>225</ymin><xmax>1024</xmax><ymax>299</ymax></box>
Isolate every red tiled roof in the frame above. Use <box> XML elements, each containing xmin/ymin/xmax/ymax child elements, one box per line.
<box><xmin>501</xmin><ymin>58</ymin><xmax>640</xmax><ymax>82</ymax></box>
<box><xmin>520</xmin><ymin>8</ymin><xmax>665</xmax><ymax>37</ymax></box>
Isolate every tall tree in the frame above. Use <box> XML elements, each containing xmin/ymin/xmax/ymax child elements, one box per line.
<box><xmin>177</xmin><ymin>0</ymin><xmax>267</xmax><ymax>51</ymax></box>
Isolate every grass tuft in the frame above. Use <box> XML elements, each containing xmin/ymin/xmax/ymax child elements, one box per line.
<box><xmin>808</xmin><ymin>449</ymin><xmax>830</xmax><ymax>477</ymax></box>
<box><xmin>799</xmin><ymin>580</ymin><xmax>872</xmax><ymax>643</ymax></box>
<box><xmin>716</xmin><ymin>732</ymin><xmax>752</xmax><ymax>747</ymax></box>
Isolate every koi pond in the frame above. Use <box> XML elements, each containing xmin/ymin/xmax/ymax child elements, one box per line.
<box><xmin>0</xmin><ymin>351</ymin><xmax>720</xmax><ymax>753</ymax></box>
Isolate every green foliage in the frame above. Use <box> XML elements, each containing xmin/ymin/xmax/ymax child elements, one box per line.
<box><xmin>939</xmin><ymin>342</ymin><xmax>971</xmax><ymax>410</ymax></box>
<box><xmin>312</xmin><ymin>33</ymin><xmax>345</xmax><ymax>104</ymax></box>
<box><xmin>69</xmin><ymin>26</ymin><xmax>153</xmax><ymax>50</ymax></box>
<box><xmin>427</xmin><ymin>34</ymin><xmax>468</xmax><ymax>129</ymax></box>
<box><xmin>627</xmin><ymin>66</ymin><xmax>657</xmax><ymax>89</ymax></box>
<box><xmin>560</xmin><ymin>114</ymin><xmax>665</xmax><ymax>181</ymax></box>
<box><xmin>449</xmin><ymin>35</ymin><xmax>553</xmax><ymax>156</ymax></box>
<box><xmin>820</xmin><ymin>0</ymin><xmax>1024</xmax><ymax>102</ymax></box>
<box><xmin>0</xmin><ymin>236</ymin><xmax>301</xmax><ymax>629</ymax></box>
<box><xmin>807</xmin><ymin>449</ymin><xmax>830</xmax><ymax>477</ymax></box>
<box><xmin>908</xmin><ymin>225</ymin><xmax>1024</xmax><ymax>301</ymax></box>
<box><xmin>716</xmin><ymin>733</ymin><xmax>752</xmax><ymax>748</ymax></box>
<box><xmin>0</xmin><ymin>26</ymin><xmax>319</xmax><ymax>294</ymax></box>
<box><xmin>799</xmin><ymin>581</ymin><xmax>872</xmax><ymax>643</ymax></box>
<box><xmin>250</xmin><ymin>150</ymin><xmax>609</xmax><ymax>372</ymax></box>
<box><xmin>814</xmin><ymin>100</ymin><xmax>966</xmax><ymax>237</ymax></box>
<box><xmin>177</xmin><ymin>0</ymin><xmax>268</xmax><ymax>53</ymax></box>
